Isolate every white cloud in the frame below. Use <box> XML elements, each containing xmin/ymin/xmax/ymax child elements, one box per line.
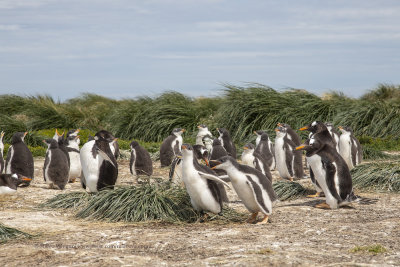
<box><xmin>0</xmin><ymin>24</ymin><xmax>20</xmax><ymax>31</ymax></box>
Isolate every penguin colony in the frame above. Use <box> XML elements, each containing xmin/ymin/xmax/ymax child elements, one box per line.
<box><xmin>1</xmin><ymin>121</ymin><xmax>362</xmax><ymax>223</ymax></box>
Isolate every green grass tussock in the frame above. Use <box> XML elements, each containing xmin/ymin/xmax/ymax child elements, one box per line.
<box><xmin>0</xmin><ymin>223</ymin><xmax>33</xmax><ymax>243</ymax></box>
<box><xmin>350</xmin><ymin>244</ymin><xmax>387</xmax><ymax>254</ymax></box>
<box><xmin>40</xmin><ymin>192</ymin><xmax>91</xmax><ymax>209</ymax></box>
<box><xmin>272</xmin><ymin>180</ymin><xmax>313</xmax><ymax>200</ymax></box>
<box><xmin>351</xmin><ymin>161</ymin><xmax>400</xmax><ymax>192</ymax></box>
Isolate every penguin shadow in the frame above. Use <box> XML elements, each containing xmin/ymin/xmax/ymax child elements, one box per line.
<box><xmin>276</xmin><ymin>199</ymin><xmax>355</xmax><ymax>209</ymax></box>
<box><xmin>356</xmin><ymin>197</ymin><xmax>379</xmax><ymax>205</ymax></box>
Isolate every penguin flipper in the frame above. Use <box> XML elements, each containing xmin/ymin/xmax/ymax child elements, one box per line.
<box><xmin>198</xmin><ymin>172</ymin><xmax>231</xmax><ymax>189</ymax></box>
<box><xmin>96</xmin><ymin>149</ymin><xmax>116</xmax><ymax>168</ymax></box>
<box><xmin>169</xmin><ymin>157</ymin><xmax>181</xmax><ymax>182</ymax></box>
<box><xmin>129</xmin><ymin>151</ymin><xmax>135</xmax><ymax>175</ymax></box>
<box><xmin>245</xmin><ymin>179</ymin><xmax>271</xmax><ymax>215</ymax></box>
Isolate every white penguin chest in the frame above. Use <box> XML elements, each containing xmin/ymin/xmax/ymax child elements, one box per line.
<box><xmin>5</xmin><ymin>146</ymin><xmax>14</xmax><ymax>174</ymax></box>
<box><xmin>241</xmin><ymin>152</ymin><xmax>255</xmax><ymax>167</ymax></box>
<box><xmin>0</xmin><ymin>186</ymin><xmax>17</xmax><ymax>195</ymax></box>
<box><xmin>227</xmin><ymin>169</ymin><xmax>259</xmax><ymax>212</ymax></box>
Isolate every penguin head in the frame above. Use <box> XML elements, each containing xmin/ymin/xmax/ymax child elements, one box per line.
<box><xmin>1</xmin><ymin>173</ymin><xmax>32</xmax><ymax>187</ymax></box>
<box><xmin>0</xmin><ymin>131</ymin><xmax>4</xmax><ymax>142</ymax></box>
<box><xmin>66</xmin><ymin>129</ymin><xmax>80</xmax><ymax>138</ymax></box>
<box><xmin>130</xmin><ymin>140</ymin><xmax>140</xmax><ymax>149</ymax></box>
<box><xmin>254</xmin><ymin>130</ymin><xmax>265</xmax><ymax>137</ymax></box>
<box><xmin>274</xmin><ymin>126</ymin><xmax>286</xmax><ymax>138</ymax></box>
<box><xmin>95</xmin><ymin>130</ymin><xmax>116</xmax><ymax>143</ymax></box>
<box><xmin>338</xmin><ymin>126</ymin><xmax>353</xmax><ymax>134</ymax></box>
<box><xmin>277</xmin><ymin>122</ymin><xmax>291</xmax><ymax>129</ymax></box>
<box><xmin>212</xmin><ymin>138</ymin><xmax>222</xmax><ymax>146</ymax></box>
<box><xmin>43</xmin><ymin>138</ymin><xmax>59</xmax><ymax>149</ymax></box>
<box><xmin>260</xmin><ymin>132</ymin><xmax>269</xmax><ymax>141</ymax></box>
<box><xmin>295</xmin><ymin>137</ymin><xmax>320</xmax><ymax>155</ymax></box>
<box><xmin>210</xmin><ymin>156</ymin><xmax>236</xmax><ymax>170</ymax></box>
<box><xmin>299</xmin><ymin>121</ymin><xmax>327</xmax><ymax>134</ymax></box>
<box><xmin>181</xmin><ymin>143</ymin><xmax>194</xmax><ymax>157</ymax></box>
<box><xmin>243</xmin><ymin>143</ymin><xmax>255</xmax><ymax>154</ymax></box>
<box><xmin>11</xmin><ymin>132</ymin><xmax>27</xmax><ymax>144</ymax></box>
<box><xmin>217</xmin><ymin>128</ymin><xmax>229</xmax><ymax>136</ymax></box>
<box><xmin>325</xmin><ymin>122</ymin><xmax>334</xmax><ymax>130</ymax></box>
<box><xmin>172</xmin><ymin>128</ymin><xmax>185</xmax><ymax>136</ymax></box>
<box><xmin>197</xmin><ymin>124</ymin><xmax>212</xmax><ymax>137</ymax></box>
<box><xmin>53</xmin><ymin>129</ymin><xmax>65</xmax><ymax>142</ymax></box>
<box><xmin>67</xmin><ymin>134</ymin><xmax>80</xmax><ymax>146</ymax></box>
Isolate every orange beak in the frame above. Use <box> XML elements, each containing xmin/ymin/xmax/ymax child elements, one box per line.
<box><xmin>296</xmin><ymin>145</ymin><xmax>306</xmax><ymax>150</ymax></box>
<box><xmin>182</xmin><ymin>129</ymin><xmax>186</xmax><ymax>132</ymax></box>
<box><xmin>204</xmin><ymin>158</ymin><xmax>209</xmax><ymax>166</ymax></box>
<box><xmin>299</xmin><ymin>126</ymin><xmax>309</xmax><ymax>131</ymax></box>
<box><xmin>24</xmin><ymin>132</ymin><xmax>28</xmax><ymax>137</ymax></box>
<box><xmin>275</xmin><ymin>128</ymin><xmax>280</xmax><ymax>132</ymax></box>
<box><xmin>21</xmin><ymin>177</ymin><xmax>32</xmax><ymax>182</ymax></box>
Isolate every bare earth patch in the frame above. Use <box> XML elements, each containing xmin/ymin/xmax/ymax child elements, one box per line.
<box><xmin>0</xmin><ymin>157</ymin><xmax>399</xmax><ymax>266</ymax></box>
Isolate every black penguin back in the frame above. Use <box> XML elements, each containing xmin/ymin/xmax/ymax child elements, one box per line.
<box><xmin>95</xmin><ymin>131</ymin><xmax>118</xmax><ymax>191</ymax></box>
<box><xmin>160</xmin><ymin>135</ymin><xmax>178</xmax><ymax>167</ymax></box>
<box><xmin>218</xmin><ymin>128</ymin><xmax>236</xmax><ymax>159</ymax></box>
<box><xmin>44</xmin><ymin>141</ymin><xmax>70</xmax><ymax>190</ymax></box>
<box><xmin>130</xmin><ymin>141</ymin><xmax>153</xmax><ymax>176</ymax></box>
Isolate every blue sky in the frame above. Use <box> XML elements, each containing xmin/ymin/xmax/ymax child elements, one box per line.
<box><xmin>1</xmin><ymin>0</ymin><xmax>399</xmax><ymax>101</ymax></box>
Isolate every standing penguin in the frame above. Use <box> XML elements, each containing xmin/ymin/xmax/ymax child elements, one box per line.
<box><xmin>0</xmin><ymin>131</ymin><xmax>5</xmax><ymax>174</ymax></box>
<box><xmin>212</xmin><ymin>156</ymin><xmax>277</xmax><ymax>224</ymax></box>
<box><xmin>217</xmin><ymin>128</ymin><xmax>236</xmax><ymax>159</ymax></box>
<box><xmin>299</xmin><ymin>121</ymin><xmax>336</xmax><ymax>198</ymax></box>
<box><xmin>338</xmin><ymin>126</ymin><xmax>363</xmax><ymax>170</ymax></box>
<box><xmin>43</xmin><ymin>139</ymin><xmax>69</xmax><ymax>190</ymax></box>
<box><xmin>180</xmin><ymin>144</ymin><xmax>230</xmax><ymax>220</ymax></box>
<box><xmin>325</xmin><ymin>123</ymin><xmax>340</xmax><ymax>152</ymax></box>
<box><xmin>208</xmin><ymin>138</ymin><xmax>228</xmax><ymax>176</ymax></box>
<box><xmin>65</xmin><ymin>129</ymin><xmax>81</xmax><ymax>183</ymax></box>
<box><xmin>254</xmin><ymin>131</ymin><xmax>275</xmax><ymax>170</ymax></box>
<box><xmin>53</xmin><ymin>129</ymin><xmax>70</xmax><ymax>169</ymax></box>
<box><xmin>160</xmin><ymin>128</ymin><xmax>185</xmax><ymax>167</ymax></box>
<box><xmin>5</xmin><ymin>132</ymin><xmax>34</xmax><ymax>186</ymax></box>
<box><xmin>80</xmin><ymin>130</ymin><xmax>118</xmax><ymax>192</ymax></box>
<box><xmin>277</xmin><ymin>123</ymin><xmax>302</xmax><ymax>145</ymax></box>
<box><xmin>0</xmin><ymin>174</ymin><xmax>32</xmax><ymax>195</ymax></box>
<box><xmin>241</xmin><ymin>143</ymin><xmax>272</xmax><ymax>182</ymax></box>
<box><xmin>194</xmin><ymin>124</ymin><xmax>213</xmax><ymax>159</ymax></box>
<box><xmin>274</xmin><ymin>127</ymin><xmax>303</xmax><ymax>181</ymax></box>
<box><xmin>296</xmin><ymin>133</ymin><xmax>358</xmax><ymax>209</ymax></box>
<box><xmin>130</xmin><ymin>140</ymin><xmax>153</xmax><ymax>182</ymax></box>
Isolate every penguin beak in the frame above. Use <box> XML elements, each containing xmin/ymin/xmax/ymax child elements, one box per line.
<box><xmin>181</xmin><ymin>129</ymin><xmax>186</xmax><ymax>133</ymax></box>
<box><xmin>243</xmin><ymin>146</ymin><xmax>248</xmax><ymax>150</ymax></box>
<box><xmin>181</xmin><ymin>145</ymin><xmax>187</xmax><ymax>150</ymax></box>
<box><xmin>277</xmin><ymin>123</ymin><xmax>282</xmax><ymax>127</ymax></box>
<box><xmin>275</xmin><ymin>128</ymin><xmax>280</xmax><ymax>132</ymax></box>
<box><xmin>197</xmin><ymin>125</ymin><xmax>201</xmax><ymax>129</ymax></box>
<box><xmin>338</xmin><ymin>126</ymin><xmax>343</xmax><ymax>130</ymax></box>
<box><xmin>203</xmin><ymin>157</ymin><xmax>209</xmax><ymax>166</ymax></box>
<box><xmin>253</xmin><ymin>131</ymin><xmax>257</xmax><ymax>135</ymax></box>
<box><xmin>0</xmin><ymin>131</ymin><xmax>4</xmax><ymax>138</ymax></box>
<box><xmin>21</xmin><ymin>176</ymin><xmax>32</xmax><ymax>182</ymax></box>
<box><xmin>209</xmin><ymin>160</ymin><xmax>221</xmax><ymax>169</ymax></box>
<box><xmin>42</xmin><ymin>140</ymin><xmax>46</xmax><ymax>144</ymax></box>
<box><xmin>56</xmin><ymin>129</ymin><xmax>63</xmax><ymax>136</ymax></box>
<box><xmin>299</xmin><ymin>126</ymin><xmax>309</xmax><ymax>131</ymax></box>
<box><xmin>295</xmin><ymin>145</ymin><xmax>306</xmax><ymax>150</ymax></box>
<box><xmin>75</xmin><ymin>129</ymin><xmax>80</xmax><ymax>134</ymax></box>
<box><xmin>24</xmin><ymin>132</ymin><xmax>28</xmax><ymax>137</ymax></box>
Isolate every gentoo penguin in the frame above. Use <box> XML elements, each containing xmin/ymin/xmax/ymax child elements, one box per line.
<box><xmin>338</xmin><ymin>126</ymin><xmax>363</xmax><ymax>170</ymax></box>
<box><xmin>65</xmin><ymin>129</ymin><xmax>81</xmax><ymax>183</ymax></box>
<box><xmin>53</xmin><ymin>129</ymin><xmax>70</xmax><ymax>168</ymax></box>
<box><xmin>0</xmin><ymin>131</ymin><xmax>5</xmax><ymax>174</ymax></box>
<box><xmin>130</xmin><ymin>140</ymin><xmax>153</xmax><ymax>182</ymax></box>
<box><xmin>217</xmin><ymin>128</ymin><xmax>236</xmax><ymax>159</ymax></box>
<box><xmin>43</xmin><ymin>139</ymin><xmax>69</xmax><ymax>190</ymax></box>
<box><xmin>0</xmin><ymin>174</ymin><xmax>32</xmax><ymax>195</ymax></box>
<box><xmin>241</xmin><ymin>143</ymin><xmax>272</xmax><ymax>182</ymax></box>
<box><xmin>160</xmin><ymin>128</ymin><xmax>185</xmax><ymax>167</ymax></box>
<box><xmin>325</xmin><ymin>122</ymin><xmax>340</xmax><ymax>152</ymax></box>
<box><xmin>274</xmin><ymin>127</ymin><xmax>303</xmax><ymax>181</ymax></box>
<box><xmin>80</xmin><ymin>130</ymin><xmax>118</xmax><ymax>192</ymax></box>
<box><xmin>209</xmin><ymin>138</ymin><xmax>228</xmax><ymax>175</ymax></box>
<box><xmin>299</xmin><ymin>121</ymin><xmax>336</xmax><ymax>197</ymax></box>
<box><xmin>5</xmin><ymin>132</ymin><xmax>34</xmax><ymax>186</ymax></box>
<box><xmin>277</xmin><ymin>123</ymin><xmax>302</xmax><ymax>145</ymax></box>
<box><xmin>254</xmin><ymin>131</ymin><xmax>275</xmax><ymax>170</ymax></box>
<box><xmin>212</xmin><ymin>156</ymin><xmax>277</xmax><ymax>224</ymax></box>
<box><xmin>296</xmin><ymin>133</ymin><xmax>358</xmax><ymax>209</ymax></box>
<box><xmin>180</xmin><ymin>144</ymin><xmax>230</xmax><ymax>219</ymax></box>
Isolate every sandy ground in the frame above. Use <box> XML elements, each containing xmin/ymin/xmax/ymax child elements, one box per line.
<box><xmin>0</xmin><ymin>156</ymin><xmax>399</xmax><ymax>267</ymax></box>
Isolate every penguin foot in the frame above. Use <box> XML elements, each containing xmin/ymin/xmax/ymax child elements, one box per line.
<box><xmin>289</xmin><ymin>178</ymin><xmax>294</xmax><ymax>182</ymax></box>
<box><xmin>256</xmin><ymin>215</ymin><xmax>269</xmax><ymax>225</ymax></box>
<box><xmin>246</xmin><ymin>212</ymin><xmax>258</xmax><ymax>224</ymax></box>
<box><xmin>69</xmin><ymin>178</ymin><xmax>76</xmax><ymax>183</ymax></box>
<box><xmin>198</xmin><ymin>213</ymin><xmax>209</xmax><ymax>223</ymax></box>
<box><xmin>307</xmin><ymin>192</ymin><xmax>321</xmax><ymax>198</ymax></box>
<box><xmin>315</xmin><ymin>202</ymin><xmax>331</xmax><ymax>209</ymax></box>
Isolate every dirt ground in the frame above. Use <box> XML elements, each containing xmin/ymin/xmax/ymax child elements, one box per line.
<box><xmin>0</xmin><ymin>156</ymin><xmax>399</xmax><ymax>267</ymax></box>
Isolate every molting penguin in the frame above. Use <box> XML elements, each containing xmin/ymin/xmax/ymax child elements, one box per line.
<box><xmin>296</xmin><ymin>133</ymin><xmax>358</xmax><ymax>209</ymax></box>
<box><xmin>209</xmin><ymin>138</ymin><xmax>228</xmax><ymax>176</ymax></box>
<box><xmin>217</xmin><ymin>128</ymin><xmax>236</xmax><ymax>159</ymax></box>
<box><xmin>180</xmin><ymin>144</ymin><xmax>230</xmax><ymax>219</ymax></box>
<box><xmin>80</xmin><ymin>130</ymin><xmax>118</xmax><ymax>192</ymax></box>
<box><xmin>254</xmin><ymin>131</ymin><xmax>275</xmax><ymax>170</ymax></box>
<box><xmin>274</xmin><ymin>127</ymin><xmax>303</xmax><ymax>181</ymax></box>
<box><xmin>130</xmin><ymin>140</ymin><xmax>153</xmax><ymax>182</ymax></box>
<box><xmin>241</xmin><ymin>143</ymin><xmax>272</xmax><ymax>182</ymax></box>
<box><xmin>0</xmin><ymin>174</ymin><xmax>32</xmax><ymax>195</ymax></box>
<box><xmin>212</xmin><ymin>156</ymin><xmax>277</xmax><ymax>224</ymax></box>
<box><xmin>43</xmin><ymin>139</ymin><xmax>69</xmax><ymax>190</ymax></box>
<box><xmin>65</xmin><ymin>129</ymin><xmax>81</xmax><ymax>183</ymax></box>
<box><xmin>160</xmin><ymin>128</ymin><xmax>185</xmax><ymax>167</ymax></box>
<box><xmin>0</xmin><ymin>131</ymin><xmax>5</xmax><ymax>174</ymax></box>
<box><xmin>53</xmin><ymin>129</ymin><xmax>70</xmax><ymax>169</ymax></box>
<box><xmin>299</xmin><ymin>121</ymin><xmax>336</xmax><ymax>197</ymax></box>
<box><xmin>338</xmin><ymin>126</ymin><xmax>362</xmax><ymax>170</ymax></box>
<box><xmin>5</xmin><ymin>132</ymin><xmax>34</xmax><ymax>186</ymax></box>
<box><xmin>325</xmin><ymin>122</ymin><xmax>340</xmax><ymax>152</ymax></box>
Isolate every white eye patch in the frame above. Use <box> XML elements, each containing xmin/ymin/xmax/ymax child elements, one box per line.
<box><xmin>311</xmin><ymin>121</ymin><xmax>317</xmax><ymax>126</ymax></box>
<box><xmin>12</xmin><ymin>174</ymin><xmax>18</xmax><ymax>179</ymax></box>
<box><xmin>310</xmin><ymin>138</ymin><xmax>315</xmax><ymax>145</ymax></box>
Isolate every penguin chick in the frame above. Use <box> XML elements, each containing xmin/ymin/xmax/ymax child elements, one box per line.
<box><xmin>212</xmin><ymin>156</ymin><xmax>277</xmax><ymax>224</ymax></box>
<box><xmin>66</xmin><ymin>130</ymin><xmax>81</xmax><ymax>183</ymax></box>
<box><xmin>254</xmin><ymin>131</ymin><xmax>275</xmax><ymax>170</ymax></box>
<box><xmin>130</xmin><ymin>140</ymin><xmax>153</xmax><ymax>182</ymax></box>
<box><xmin>241</xmin><ymin>143</ymin><xmax>272</xmax><ymax>182</ymax></box>
<box><xmin>160</xmin><ymin>128</ymin><xmax>185</xmax><ymax>167</ymax></box>
<box><xmin>0</xmin><ymin>173</ymin><xmax>32</xmax><ymax>194</ymax></box>
<box><xmin>217</xmin><ymin>128</ymin><xmax>237</xmax><ymax>159</ymax></box>
<box><xmin>43</xmin><ymin>139</ymin><xmax>69</xmax><ymax>190</ymax></box>
<box><xmin>180</xmin><ymin>144</ymin><xmax>230</xmax><ymax>220</ymax></box>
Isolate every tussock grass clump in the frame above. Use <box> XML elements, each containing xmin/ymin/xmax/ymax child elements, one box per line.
<box><xmin>273</xmin><ymin>180</ymin><xmax>313</xmax><ymax>200</ymax></box>
<box><xmin>351</xmin><ymin>162</ymin><xmax>400</xmax><ymax>192</ymax></box>
<box><xmin>75</xmin><ymin>184</ymin><xmax>199</xmax><ymax>222</ymax></box>
<box><xmin>0</xmin><ymin>223</ymin><xmax>32</xmax><ymax>243</ymax></box>
<box><xmin>362</xmin><ymin>145</ymin><xmax>391</xmax><ymax>160</ymax></box>
<box><xmin>40</xmin><ymin>192</ymin><xmax>91</xmax><ymax>209</ymax></box>
<box><xmin>350</xmin><ymin>244</ymin><xmax>387</xmax><ymax>254</ymax></box>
